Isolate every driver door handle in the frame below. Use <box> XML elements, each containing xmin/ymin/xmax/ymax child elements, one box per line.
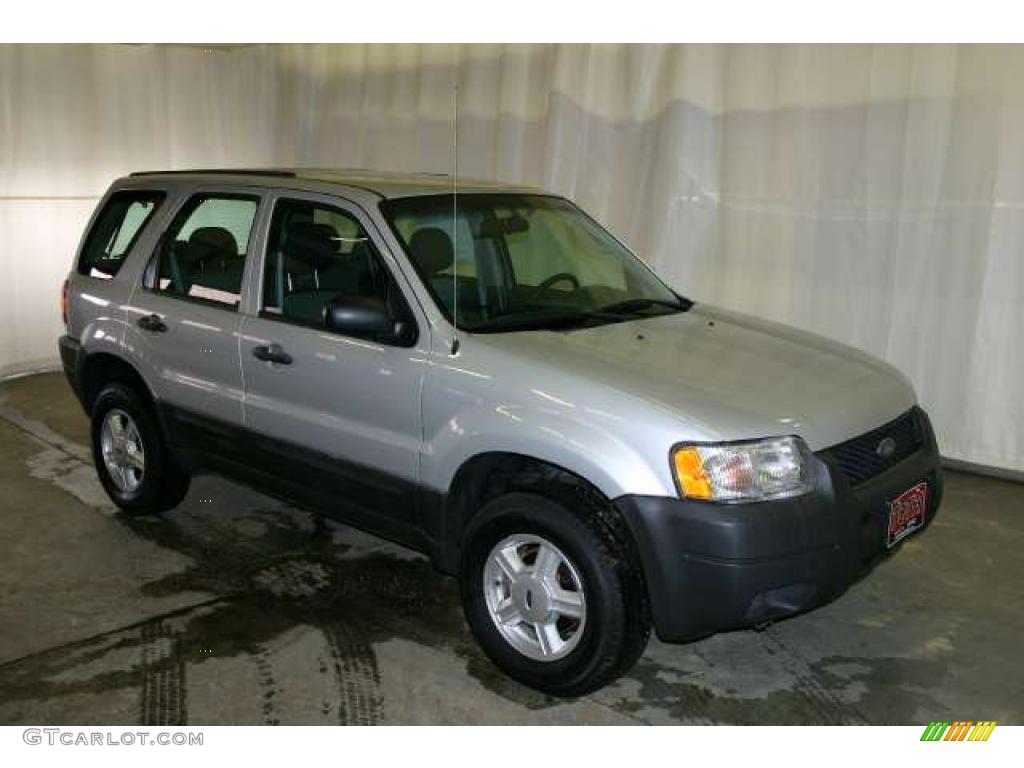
<box><xmin>252</xmin><ymin>343</ymin><xmax>292</xmax><ymax>365</ymax></box>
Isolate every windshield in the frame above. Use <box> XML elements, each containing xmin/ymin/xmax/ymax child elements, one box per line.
<box><xmin>381</xmin><ymin>194</ymin><xmax>687</xmax><ymax>332</ymax></box>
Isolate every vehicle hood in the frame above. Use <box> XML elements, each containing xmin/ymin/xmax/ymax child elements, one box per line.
<box><xmin>475</xmin><ymin>303</ymin><xmax>917</xmax><ymax>450</ymax></box>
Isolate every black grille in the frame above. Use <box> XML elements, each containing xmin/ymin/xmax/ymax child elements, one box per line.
<box><xmin>821</xmin><ymin>409</ymin><xmax>924</xmax><ymax>485</ymax></box>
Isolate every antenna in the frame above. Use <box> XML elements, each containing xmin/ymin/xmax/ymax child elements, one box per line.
<box><xmin>451</xmin><ymin>80</ymin><xmax>460</xmax><ymax>356</ymax></box>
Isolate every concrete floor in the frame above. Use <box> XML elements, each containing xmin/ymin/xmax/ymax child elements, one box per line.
<box><xmin>0</xmin><ymin>372</ymin><xmax>1021</xmax><ymax>725</ymax></box>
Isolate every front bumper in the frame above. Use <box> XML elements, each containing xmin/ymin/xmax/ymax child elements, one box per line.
<box><xmin>614</xmin><ymin>406</ymin><xmax>943</xmax><ymax>642</ymax></box>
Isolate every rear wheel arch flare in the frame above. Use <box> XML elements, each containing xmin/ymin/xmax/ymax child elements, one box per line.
<box><xmin>81</xmin><ymin>352</ymin><xmax>157</xmax><ymax>416</ymax></box>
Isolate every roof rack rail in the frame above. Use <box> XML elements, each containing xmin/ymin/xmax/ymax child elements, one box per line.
<box><xmin>129</xmin><ymin>169</ymin><xmax>297</xmax><ymax>178</ymax></box>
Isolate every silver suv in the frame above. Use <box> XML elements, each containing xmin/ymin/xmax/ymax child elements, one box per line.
<box><xmin>59</xmin><ymin>169</ymin><xmax>943</xmax><ymax>695</ymax></box>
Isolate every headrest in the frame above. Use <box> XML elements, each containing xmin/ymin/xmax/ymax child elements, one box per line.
<box><xmin>189</xmin><ymin>227</ymin><xmax>238</xmax><ymax>260</ymax></box>
<box><xmin>282</xmin><ymin>222</ymin><xmax>337</xmax><ymax>272</ymax></box>
<box><xmin>346</xmin><ymin>239</ymin><xmax>371</xmax><ymax>261</ymax></box>
<box><xmin>408</xmin><ymin>227</ymin><xmax>454</xmax><ymax>277</ymax></box>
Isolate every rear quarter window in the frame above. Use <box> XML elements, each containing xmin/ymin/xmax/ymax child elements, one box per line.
<box><xmin>78</xmin><ymin>190</ymin><xmax>165</xmax><ymax>278</ymax></box>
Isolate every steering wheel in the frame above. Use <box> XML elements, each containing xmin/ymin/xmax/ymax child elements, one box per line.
<box><xmin>538</xmin><ymin>272</ymin><xmax>581</xmax><ymax>292</ymax></box>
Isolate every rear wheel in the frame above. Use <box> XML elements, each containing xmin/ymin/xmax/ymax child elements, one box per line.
<box><xmin>460</xmin><ymin>491</ymin><xmax>650</xmax><ymax>696</ymax></box>
<box><xmin>91</xmin><ymin>383</ymin><xmax>189</xmax><ymax>515</ymax></box>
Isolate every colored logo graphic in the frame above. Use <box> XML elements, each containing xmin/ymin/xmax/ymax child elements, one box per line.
<box><xmin>920</xmin><ymin>721</ymin><xmax>997</xmax><ymax>741</ymax></box>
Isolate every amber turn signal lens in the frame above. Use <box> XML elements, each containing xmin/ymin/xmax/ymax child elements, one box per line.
<box><xmin>673</xmin><ymin>446</ymin><xmax>714</xmax><ymax>500</ymax></box>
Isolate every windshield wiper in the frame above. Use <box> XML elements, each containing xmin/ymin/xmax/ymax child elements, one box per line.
<box><xmin>470</xmin><ymin>296</ymin><xmax>692</xmax><ymax>333</ymax></box>
<box><xmin>594</xmin><ymin>297</ymin><xmax>690</xmax><ymax>316</ymax></box>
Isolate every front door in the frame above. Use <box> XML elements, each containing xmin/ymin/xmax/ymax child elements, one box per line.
<box><xmin>239</xmin><ymin>193</ymin><xmax>427</xmax><ymax>531</ymax></box>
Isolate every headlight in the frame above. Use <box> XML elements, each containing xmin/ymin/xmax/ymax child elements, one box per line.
<box><xmin>671</xmin><ymin>436</ymin><xmax>812</xmax><ymax>502</ymax></box>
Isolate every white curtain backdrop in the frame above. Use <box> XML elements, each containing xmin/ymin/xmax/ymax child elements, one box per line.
<box><xmin>1</xmin><ymin>44</ymin><xmax>1021</xmax><ymax>471</ymax></box>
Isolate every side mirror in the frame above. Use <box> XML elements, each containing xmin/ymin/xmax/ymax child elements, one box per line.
<box><xmin>323</xmin><ymin>294</ymin><xmax>408</xmax><ymax>343</ymax></box>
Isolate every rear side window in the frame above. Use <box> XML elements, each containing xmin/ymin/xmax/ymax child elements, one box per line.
<box><xmin>151</xmin><ymin>194</ymin><xmax>260</xmax><ymax>308</ymax></box>
<box><xmin>78</xmin><ymin>190</ymin><xmax>165</xmax><ymax>278</ymax></box>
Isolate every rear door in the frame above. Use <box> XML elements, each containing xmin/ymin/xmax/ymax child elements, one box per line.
<box><xmin>126</xmin><ymin>188</ymin><xmax>265</xmax><ymax>449</ymax></box>
<box><xmin>238</xmin><ymin>191</ymin><xmax>427</xmax><ymax>532</ymax></box>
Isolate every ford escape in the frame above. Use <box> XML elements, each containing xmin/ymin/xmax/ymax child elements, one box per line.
<box><xmin>59</xmin><ymin>169</ymin><xmax>943</xmax><ymax>695</ymax></box>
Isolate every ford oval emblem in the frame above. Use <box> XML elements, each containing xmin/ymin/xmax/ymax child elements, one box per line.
<box><xmin>876</xmin><ymin>436</ymin><xmax>897</xmax><ymax>459</ymax></box>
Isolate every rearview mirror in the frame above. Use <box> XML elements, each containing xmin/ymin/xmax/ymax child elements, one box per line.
<box><xmin>478</xmin><ymin>215</ymin><xmax>529</xmax><ymax>238</ymax></box>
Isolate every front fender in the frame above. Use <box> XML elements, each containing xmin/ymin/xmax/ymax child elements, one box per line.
<box><xmin>421</xmin><ymin>402</ymin><xmax>674</xmax><ymax>499</ymax></box>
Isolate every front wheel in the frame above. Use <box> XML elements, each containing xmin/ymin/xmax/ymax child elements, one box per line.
<box><xmin>460</xmin><ymin>491</ymin><xmax>650</xmax><ymax>696</ymax></box>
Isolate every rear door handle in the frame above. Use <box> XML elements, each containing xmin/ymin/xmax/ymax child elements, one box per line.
<box><xmin>137</xmin><ymin>313</ymin><xmax>167</xmax><ymax>333</ymax></box>
<box><xmin>252</xmin><ymin>343</ymin><xmax>292</xmax><ymax>365</ymax></box>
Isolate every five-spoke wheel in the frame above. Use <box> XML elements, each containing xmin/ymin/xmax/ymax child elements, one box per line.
<box><xmin>99</xmin><ymin>408</ymin><xmax>146</xmax><ymax>493</ymax></box>
<box><xmin>90</xmin><ymin>382</ymin><xmax>190</xmax><ymax>514</ymax></box>
<box><xmin>483</xmin><ymin>534</ymin><xmax>587</xmax><ymax>661</ymax></box>
<box><xmin>461</xmin><ymin>489</ymin><xmax>650</xmax><ymax>696</ymax></box>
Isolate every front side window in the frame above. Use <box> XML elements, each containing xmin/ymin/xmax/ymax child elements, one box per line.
<box><xmin>382</xmin><ymin>194</ymin><xmax>686</xmax><ymax>332</ymax></box>
<box><xmin>79</xmin><ymin>190</ymin><xmax>165</xmax><ymax>278</ymax></box>
<box><xmin>152</xmin><ymin>194</ymin><xmax>259</xmax><ymax>308</ymax></box>
<box><xmin>262</xmin><ymin>199</ymin><xmax>397</xmax><ymax>329</ymax></box>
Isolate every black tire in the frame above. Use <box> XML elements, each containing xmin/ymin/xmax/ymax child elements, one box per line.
<box><xmin>90</xmin><ymin>382</ymin><xmax>190</xmax><ymax>515</ymax></box>
<box><xmin>460</xmin><ymin>490</ymin><xmax>650</xmax><ymax>697</ymax></box>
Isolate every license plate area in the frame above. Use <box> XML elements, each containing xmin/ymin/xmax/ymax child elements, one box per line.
<box><xmin>886</xmin><ymin>481</ymin><xmax>929</xmax><ymax>548</ymax></box>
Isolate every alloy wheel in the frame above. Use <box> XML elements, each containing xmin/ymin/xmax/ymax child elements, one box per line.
<box><xmin>482</xmin><ymin>534</ymin><xmax>587</xmax><ymax>661</ymax></box>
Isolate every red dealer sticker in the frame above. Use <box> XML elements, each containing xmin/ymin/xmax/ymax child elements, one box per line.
<box><xmin>887</xmin><ymin>481</ymin><xmax>929</xmax><ymax>548</ymax></box>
